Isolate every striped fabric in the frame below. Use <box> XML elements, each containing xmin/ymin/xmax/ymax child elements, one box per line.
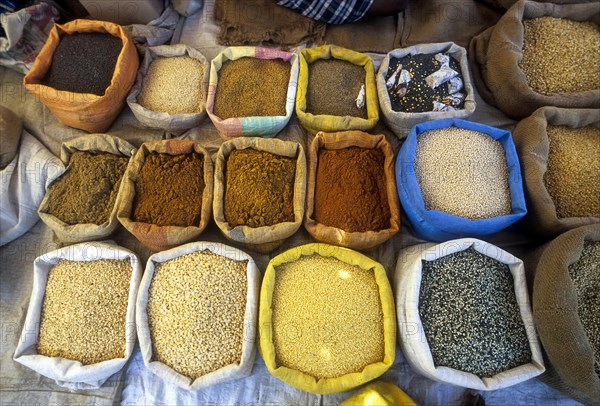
<box><xmin>276</xmin><ymin>0</ymin><xmax>374</xmax><ymax>24</ymax></box>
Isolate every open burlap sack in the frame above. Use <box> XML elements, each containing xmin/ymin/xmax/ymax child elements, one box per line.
<box><xmin>116</xmin><ymin>139</ymin><xmax>213</xmax><ymax>252</ymax></box>
<box><xmin>38</xmin><ymin>134</ymin><xmax>134</xmax><ymax>243</ymax></box>
<box><xmin>469</xmin><ymin>0</ymin><xmax>600</xmax><ymax>118</ymax></box>
<box><xmin>513</xmin><ymin>107</ymin><xmax>599</xmax><ymax>239</ymax></box>
<box><xmin>533</xmin><ymin>225</ymin><xmax>600</xmax><ymax>404</ymax></box>
<box><xmin>304</xmin><ymin>131</ymin><xmax>400</xmax><ymax>250</ymax></box>
<box><xmin>213</xmin><ymin>137</ymin><xmax>306</xmax><ymax>254</ymax></box>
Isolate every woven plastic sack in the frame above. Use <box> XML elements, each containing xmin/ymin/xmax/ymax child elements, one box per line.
<box><xmin>376</xmin><ymin>42</ymin><xmax>476</xmax><ymax>139</ymax></box>
<box><xmin>13</xmin><ymin>241</ymin><xmax>142</xmax><ymax>390</ymax></box>
<box><xmin>396</xmin><ymin>118</ymin><xmax>527</xmax><ymax>242</ymax></box>
<box><xmin>259</xmin><ymin>243</ymin><xmax>396</xmax><ymax>394</ymax></box>
<box><xmin>38</xmin><ymin>134</ymin><xmax>134</xmax><ymax>243</ymax></box>
<box><xmin>468</xmin><ymin>0</ymin><xmax>600</xmax><ymax>119</ymax></box>
<box><xmin>136</xmin><ymin>241</ymin><xmax>260</xmax><ymax>390</ymax></box>
<box><xmin>116</xmin><ymin>139</ymin><xmax>213</xmax><ymax>252</ymax></box>
<box><xmin>206</xmin><ymin>46</ymin><xmax>299</xmax><ymax>140</ymax></box>
<box><xmin>532</xmin><ymin>225</ymin><xmax>600</xmax><ymax>405</ymax></box>
<box><xmin>304</xmin><ymin>130</ymin><xmax>400</xmax><ymax>250</ymax></box>
<box><xmin>394</xmin><ymin>238</ymin><xmax>545</xmax><ymax>391</ymax></box>
<box><xmin>127</xmin><ymin>44</ymin><xmax>209</xmax><ymax>132</ymax></box>
<box><xmin>23</xmin><ymin>19</ymin><xmax>139</xmax><ymax>133</ymax></box>
<box><xmin>296</xmin><ymin>45</ymin><xmax>379</xmax><ymax>134</ymax></box>
<box><xmin>512</xmin><ymin>107</ymin><xmax>599</xmax><ymax>239</ymax></box>
<box><xmin>213</xmin><ymin>137</ymin><xmax>307</xmax><ymax>254</ymax></box>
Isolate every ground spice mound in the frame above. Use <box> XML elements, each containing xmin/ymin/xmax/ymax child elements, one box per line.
<box><xmin>314</xmin><ymin>147</ymin><xmax>390</xmax><ymax>232</ymax></box>
<box><xmin>213</xmin><ymin>57</ymin><xmax>290</xmax><ymax>119</ymax></box>
<box><xmin>224</xmin><ymin>149</ymin><xmax>296</xmax><ymax>228</ymax></box>
<box><xmin>46</xmin><ymin>151</ymin><xmax>128</xmax><ymax>225</ymax></box>
<box><xmin>307</xmin><ymin>59</ymin><xmax>367</xmax><ymax>119</ymax></box>
<box><xmin>133</xmin><ymin>152</ymin><xmax>204</xmax><ymax>227</ymax></box>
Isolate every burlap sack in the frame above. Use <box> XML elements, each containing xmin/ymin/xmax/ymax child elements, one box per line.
<box><xmin>136</xmin><ymin>242</ymin><xmax>260</xmax><ymax>390</ymax></box>
<box><xmin>213</xmin><ymin>137</ymin><xmax>306</xmax><ymax>254</ymax></box>
<box><xmin>13</xmin><ymin>241</ymin><xmax>142</xmax><ymax>390</ymax></box>
<box><xmin>395</xmin><ymin>239</ymin><xmax>545</xmax><ymax>391</ymax></box>
<box><xmin>126</xmin><ymin>44</ymin><xmax>209</xmax><ymax>132</ymax></box>
<box><xmin>116</xmin><ymin>139</ymin><xmax>213</xmax><ymax>252</ymax></box>
<box><xmin>469</xmin><ymin>0</ymin><xmax>600</xmax><ymax>118</ymax></box>
<box><xmin>38</xmin><ymin>134</ymin><xmax>135</xmax><ymax>243</ymax></box>
<box><xmin>376</xmin><ymin>42</ymin><xmax>476</xmax><ymax>139</ymax></box>
<box><xmin>23</xmin><ymin>19</ymin><xmax>139</xmax><ymax>133</ymax></box>
<box><xmin>304</xmin><ymin>131</ymin><xmax>400</xmax><ymax>250</ymax></box>
<box><xmin>0</xmin><ymin>105</ymin><xmax>22</xmax><ymax>169</ymax></box>
<box><xmin>513</xmin><ymin>107</ymin><xmax>599</xmax><ymax>239</ymax></box>
<box><xmin>533</xmin><ymin>225</ymin><xmax>600</xmax><ymax>404</ymax></box>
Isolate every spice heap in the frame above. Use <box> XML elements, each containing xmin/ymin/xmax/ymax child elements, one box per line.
<box><xmin>306</xmin><ymin>59</ymin><xmax>367</xmax><ymax>118</ymax></box>
<box><xmin>544</xmin><ymin>125</ymin><xmax>600</xmax><ymax>218</ymax></box>
<box><xmin>272</xmin><ymin>255</ymin><xmax>384</xmax><ymax>379</ymax></box>
<box><xmin>37</xmin><ymin>259</ymin><xmax>132</xmax><ymax>364</ymax></box>
<box><xmin>46</xmin><ymin>151</ymin><xmax>128</xmax><ymax>225</ymax></box>
<box><xmin>42</xmin><ymin>32</ymin><xmax>123</xmax><ymax>96</ymax></box>
<box><xmin>314</xmin><ymin>147</ymin><xmax>390</xmax><ymax>232</ymax></box>
<box><xmin>414</xmin><ymin>127</ymin><xmax>511</xmax><ymax>219</ymax></box>
<box><xmin>213</xmin><ymin>57</ymin><xmax>290</xmax><ymax>119</ymax></box>
<box><xmin>419</xmin><ymin>247</ymin><xmax>532</xmax><ymax>377</ymax></box>
<box><xmin>568</xmin><ymin>240</ymin><xmax>600</xmax><ymax>377</ymax></box>
<box><xmin>225</xmin><ymin>149</ymin><xmax>296</xmax><ymax>228</ymax></box>
<box><xmin>133</xmin><ymin>152</ymin><xmax>204</xmax><ymax>227</ymax></box>
<box><xmin>138</xmin><ymin>56</ymin><xmax>204</xmax><ymax>115</ymax></box>
<box><xmin>521</xmin><ymin>17</ymin><xmax>600</xmax><ymax>95</ymax></box>
<box><xmin>147</xmin><ymin>250</ymin><xmax>248</xmax><ymax>379</ymax></box>
<box><xmin>385</xmin><ymin>53</ymin><xmax>465</xmax><ymax>113</ymax></box>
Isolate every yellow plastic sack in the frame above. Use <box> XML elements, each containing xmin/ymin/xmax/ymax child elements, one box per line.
<box><xmin>259</xmin><ymin>243</ymin><xmax>396</xmax><ymax>395</ymax></box>
<box><xmin>296</xmin><ymin>45</ymin><xmax>379</xmax><ymax>134</ymax></box>
<box><xmin>340</xmin><ymin>381</ymin><xmax>417</xmax><ymax>406</ymax></box>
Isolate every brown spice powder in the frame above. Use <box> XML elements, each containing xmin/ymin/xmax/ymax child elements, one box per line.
<box><xmin>314</xmin><ymin>147</ymin><xmax>390</xmax><ymax>232</ymax></box>
<box><xmin>46</xmin><ymin>151</ymin><xmax>128</xmax><ymax>225</ymax></box>
<box><xmin>224</xmin><ymin>149</ymin><xmax>296</xmax><ymax>228</ymax></box>
<box><xmin>133</xmin><ymin>152</ymin><xmax>205</xmax><ymax>227</ymax></box>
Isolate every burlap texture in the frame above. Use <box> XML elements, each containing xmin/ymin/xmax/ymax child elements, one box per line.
<box><xmin>513</xmin><ymin>107</ymin><xmax>600</xmax><ymax>239</ymax></box>
<box><xmin>533</xmin><ymin>224</ymin><xmax>600</xmax><ymax>405</ymax></box>
<box><xmin>469</xmin><ymin>0</ymin><xmax>600</xmax><ymax>118</ymax></box>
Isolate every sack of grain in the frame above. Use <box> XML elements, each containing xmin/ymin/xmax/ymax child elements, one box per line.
<box><xmin>469</xmin><ymin>0</ymin><xmax>600</xmax><ymax>118</ymax></box>
<box><xmin>13</xmin><ymin>241</ymin><xmax>142</xmax><ymax>389</ymax></box>
<box><xmin>0</xmin><ymin>105</ymin><xmax>23</xmax><ymax>169</ymax></box>
<box><xmin>136</xmin><ymin>242</ymin><xmax>260</xmax><ymax>390</ymax></box>
<box><xmin>296</xmin><ymin>45</ymin><xmax>379</xmax><ymax>134</ymax></box>
<box><xmin>127</xmin><ymin>44</ymin><xmax>209</xmax><ymax>132</ymax></box>
<box><xmin>376</xmin><ymin>42</ymin><xmax>476</xmax><ymax>139</ymax></box>
<box><xmin>206</xmin><ymin>46</ymin><xmax>299</xmax><ymax>140</ymax></box>
<box><xmin>305</xmin><ymin>131</ymin><xmax>400</xmax><ymax>250</ymax></box>
<box><xmin>38</xmin><ymin>134</ymin><xmax>134</xmax><ymax>243</ymax></box>
<box><xmin>532</xmin><ymin>224</ymin><xmax>600</xmax><ymax>404</ymax></box>
<box><xmin>23</xmin><ymin>19</ymin><xmax>139</xmax><ymax>133</ymax></box>
<box><xmin>116</xmin><ymin>139</ymin><xmax>213</xmax><ymax>252</ymax></box>
<box><xmin>512</xmin><ymin>107</ymin><xmax>599</xmax><ymax>239</ymax></box>
<box><xmin>259</xmin><ymin>243</ymin><xmax>396</xmax><ymax>394</ymax></box>
<box><xmin>396</xmin><ymin>118</ymin><xmax>526</xmax><ymax>242</ymax></box>
<box><xmin>394</xmin><ymin>238</ymin><xmax>545</xmax><ymax>390</ymax></box>
<box><xmin>213</xmin><ymin>137</ymin><xmax>306</xmax><ymax>254</ymax></box>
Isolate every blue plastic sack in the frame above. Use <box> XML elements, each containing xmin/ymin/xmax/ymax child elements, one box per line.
<box><xmin>396</xmin><ymin>118</ymin><xmax>527</xmax><ymax>242</ymax></box>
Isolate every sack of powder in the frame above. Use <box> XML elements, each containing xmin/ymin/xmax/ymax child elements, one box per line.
<box><xmin>394</xmin><ymin>238</ymin><xmax>545</xmax><ymax>391</ymax></box>
<box><xmin>213</xmin><ymin>137</ymin><xmax>307</xmax><ymax>254</ymax></box>
<box><xmin>38</xmin><ymin>134</ymin><xmax>134</xmax><ymax>243</ymax></box>
<box><xmin>376</xmin><ymin>42</ymin><xmax>476</xmax><ymax>139</ymax></box>
<box><xmin>304</xmin><ymin>130</ymin><xmax>400</xmax><ymax>250</ymax></box>
<box><xmin>13</xmin><ymin>241</ymin><xmax>142</xmax><ymax>390</ymax></box>
<box><xmin>469</xmin><ymin>0</ymin><xmax>600</xmax><ymax>118</ymax></box>
<box><xmin>23</xmin><ymin>19</ymin><xmax>139</xmax><ymax>133</ymax></box>
<box><xmin>127</xmin><ymin>44</ymin><xmax>209</xmax><ymax>132</ymax></box>
<box><xmin>116</xmin><ymin>139</ymin><xmax>214</xmax><ymax>252</ymax></box>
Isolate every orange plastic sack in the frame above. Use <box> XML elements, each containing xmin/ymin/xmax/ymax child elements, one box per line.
<box><xmin>23</xmin><ymin>19</ymin><xmax>139</xmax><ymax>133</ymax></box>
